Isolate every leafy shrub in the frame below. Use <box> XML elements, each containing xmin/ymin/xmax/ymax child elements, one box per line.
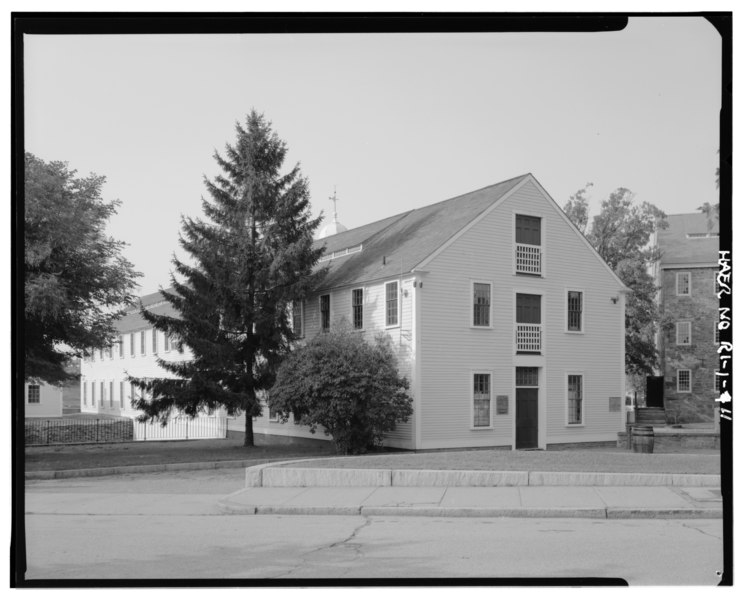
<box><xmin>269</xmin><ymin>329</ymin><xmax>413</xmax><ymax>454</ymax></box>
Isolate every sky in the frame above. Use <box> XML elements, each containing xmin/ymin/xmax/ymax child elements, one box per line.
<box><xmin>23</xmin><ymin>16</ymin><xmax>723</xmax><ymax>295</ymax></box>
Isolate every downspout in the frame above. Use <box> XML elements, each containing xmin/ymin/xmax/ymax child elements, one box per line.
<box><xmin>412</xmin><ymin>274</ymin><xmax>423</xmax><ymax>450</ymax></box>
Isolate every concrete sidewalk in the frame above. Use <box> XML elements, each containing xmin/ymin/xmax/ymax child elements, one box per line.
<box><xmin>219</xmin><ymin>484</ymin><xmax>722</xmax><ymax>519</ymax></box>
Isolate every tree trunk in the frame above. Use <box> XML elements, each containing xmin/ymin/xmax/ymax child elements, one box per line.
<box><xmin>244</xmin><ymin>409</ymin><xmax>254</xmax><ymax>447</ymax></box>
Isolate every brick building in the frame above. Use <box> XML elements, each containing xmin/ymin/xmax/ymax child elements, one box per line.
<box><xmin>653</xmin><ymin>212</ymin><xmax>719</xmax><ymax>423</ymax></box>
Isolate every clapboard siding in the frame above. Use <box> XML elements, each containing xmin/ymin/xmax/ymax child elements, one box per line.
<box><xmin>284</xmin><ymin>277</ymin><xmax>416</xmax><ymax>448</ymax></box>
<box><xmin>419</xmin><ymin>179</ymin><xmax>624</xmax><ymax>448</ymax></box>
<box><xmin>81</xmin><ymin>327</ymin><xmax>197</xmax><ymax>419</ymax></box>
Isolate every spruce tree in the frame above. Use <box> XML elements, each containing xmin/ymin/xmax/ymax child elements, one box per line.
<box><xmin>130</xmin><ymin>111</ymin><xmax>325</xmax><ymax>446</ymax></box>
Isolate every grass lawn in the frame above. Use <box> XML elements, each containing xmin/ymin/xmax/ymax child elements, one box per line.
<box><xmin>24</xmin><ymin>435</ymin><xmax>720</xmax><ymax>475</ymax></box>
<box><xmin>24</xmin><ymin>437</ymin><xmax>337</xmax><ymax>472</ymax></box>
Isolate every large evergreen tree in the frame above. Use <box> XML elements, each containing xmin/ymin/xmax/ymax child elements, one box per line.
<box><xmin>563</xmin><ymin>185</ymin><xmax>667</xmax><ymax>377</ymax></box>
<box><xmin>24</xmin><ymin>153</ymin><xmax>140</xmax><ymax>384</ymax></box>
<box><xmin>130</xmin><ymin>111</ymin><xmax>325</xmax><ymax>446</ymax></box>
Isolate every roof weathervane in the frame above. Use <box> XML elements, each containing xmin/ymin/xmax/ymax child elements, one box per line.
<box><xmin>329</xmin><ymin>187</ymin><xmax>340</xmax><ymax>224</ymax></box>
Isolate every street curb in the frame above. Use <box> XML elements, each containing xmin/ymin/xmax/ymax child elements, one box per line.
<box><xmin>26</xmin><ymin>458</ymin><xmax>721</xmax><ymax>488</ymax></box>
<box><xmin>215</xmin><ymin>499</ymin><xmax>722</xmax><ymax>519</ymax></box>
<box><xmin>245</xmin><ymin>464</ymin><xmax>720</xmax><ymax>488</ymax></box>
<box><xmin>25</xmin><ymin>458</ymin><xmax>304</xmax><ymax>480</ymax></box>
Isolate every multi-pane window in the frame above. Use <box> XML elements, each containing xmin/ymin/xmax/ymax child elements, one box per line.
<box><xmin>515</xmin><ymin>214</ymin><xmax>542</xmax><ymax>275</ymax></box>
<box><xmin>516</xmin><ymin>214</ymin><xmax>541</xmax><ymax>245</ymax></box>
<box><xmin>120</xmin><ymin>381</ymin><xmax>125</xmax><ymax>407</ymax></box>
<box><xmin>352</xmin><ymin>289</ymin><xmax>364</xmax><ymax>330</ymax></box>
<box><xmin>516</xmin><ymin>367</ymin><xmax>539</xmax><ymax>387</ymax></box>
<box><xmin>677</xmin><ymin>369</ymin><xmax>691</xmax><ymax>393</ymax></box>
<box><xmin>109</xmin><ymin>381</ymin><xmax>114</xmax><ymax>407</ymax></box>
<box><xmin>152</xmin><ymin>329</ymin><xmax>158</xmax><ymax>354</ymax></box>
<box><xmin>320</xmin><ymin>295</ymin><xmax>330</xmax><ymax>332</ymax></box>
<box><xmin>516</xmin><ymin>293</ymin><xmax>541</xmax><ymax>353</ymax></box>
<box><xmin>292</xmin><ymin>300</ymin><xmax>304</xmax><ymax>336</ymax></box>
<box><xmin>473</xmin><ymin>373</ymin><xmax>491</xmax><ymax>427</ymax></box>
<box><xmin>676</xmin><ymin>272</ymin><xmax>691</xmax><ymax>296</ymax></box>
<box><xmin>130</xmin><ymin>332</ymin><xmax>135</xmax><ymax>356</ymax></box>
<box><xmin>473</xmin><ymin>283</ymin><xmax>491</xmax><ymax>327</ymax></box>
<box><xmin>140</xmin><ymin>330</ymin><xmax>146</xmax><ymax>355</ymax></box>
<box><xmin>567</xmin><ymin>374</ymin><xmax>583</xmax><ymax>425</ymax></box>
<box><xmin>119</xmin><ymin>335</ymin><xmax>124</xmax><ymax>358</ymax></box>
<box><xmin>676</xmin><ymin>321</ymin><xmax>691</xmax><ymax>345</ymax></box>
<box><xmin>714</xmin><ymin>373</ymin><xmax>722</xmax><ymax>393</ymax></box>
<box><xmin>92</xmin><ymin>382</ymin><xmax>96</xmax><ymax>406</ymax></box>
<box><xmin>164</xmin><ymin>333</ymin><xmax>170</xmax><ymax>352</ymax></box>
<box><xmin>100</xmin><ymin>381</ymin><xmax>106</xmax><ymax>406</ymax></box>
<box><xmin>130</xmin><ymin>383</ymin><xmax>136</xmax><ymax>404</ymax></box>
<box><xmin>714</xmin><ymin>323</ymin><xmax>720</xmax><ymax>345</ymax></box>
<box><xmin>386</xmin><ymin>282</ymin><xmax>399</xmax><ymax>327</ymax></box>
<box><xmin>567</xmin><ymin>291</ymin><xmax>583</xmax><ymax>332</ymax></box>
<box><xmin>83</xmin><ymin>382</ymin><xmax>87</xmax><ymax>406</ymax></box>
<box><xmin>27</xmin><ymin>384</ymin><xmax>41</xmax><ymax>404</ymax></box>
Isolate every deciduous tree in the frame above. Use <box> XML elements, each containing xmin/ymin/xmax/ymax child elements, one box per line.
<box><xmin>563</xmin><ymin>186</ymin><xmax>667</xmax><ymax>376</ymax></box>
<box><xmin>130</xmin><ymin>111</ymin><xmax>325</xmax><ymax>446</ymax></box>
<box><xmin>269</xmin><ymin>328</ymin><xmax>413</xmax><ymax>454</ymax></box>
<box><xmin>24</xmin><ymin>153</ymin><xmax>140</xmax><ymax>384</ymax></box>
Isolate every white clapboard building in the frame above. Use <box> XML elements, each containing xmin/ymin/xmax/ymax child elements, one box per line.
<box><xmin>79</xmin><ymin>292</ymin><xmax>227</xmax><ymax>440</ymax></box>
<box><xmin>82</xmin><ymin>173</ymin><xmax>627</xmax><ymax>449</ymax></box>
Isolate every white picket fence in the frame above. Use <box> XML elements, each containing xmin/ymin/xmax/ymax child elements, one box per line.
<box><xmin>133</xmin><ymin>416</ymin><xmax>227</xmax><ymax>441</ymax></box>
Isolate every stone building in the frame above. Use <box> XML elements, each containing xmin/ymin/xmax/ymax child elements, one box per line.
<box><xmin>653</xmin><ymin>212</ymin><xmax>719</xmax><ymax>423</ymax></box>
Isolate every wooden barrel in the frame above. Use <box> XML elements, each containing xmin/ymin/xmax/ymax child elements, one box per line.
<box><xmin>631</xmin><ymin>425</ymin><xmax>655</xmax><ymax>454</ymax></box>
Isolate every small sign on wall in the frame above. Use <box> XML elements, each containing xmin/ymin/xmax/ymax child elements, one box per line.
<box><xmin>496</xmin><ymin>395</ymin><xmax>509</xmax><ymax>415</ymax></box>
<box><xmin>609</xmin><ymin>396</ymin><xmax>622</xmax><ymax>412</ymax></box>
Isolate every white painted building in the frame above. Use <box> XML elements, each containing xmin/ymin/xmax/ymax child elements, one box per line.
<box><xmin>82</xmin><ymin>173</ymin><xmax>627</xmax><ymax>450</ymax></box>
<box><xmin>25</xmin><ymin>382</ymin><xmax>63</xmax><ymax>418</ymax></box>
<box><xmin>80</xmin><ymin>293</ymin><xmax>227</xmax><ymax>439</ymax></box>
<box><xmin>253</xmin><ymin>173</ymin><xmax>628</xmax><ymax>449</ymax></box>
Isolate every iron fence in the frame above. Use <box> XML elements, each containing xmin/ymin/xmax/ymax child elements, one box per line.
<box><xmin>25</xmin><ymin>418</ymin><xmax>134</xmax><ymax>446</ymax></box>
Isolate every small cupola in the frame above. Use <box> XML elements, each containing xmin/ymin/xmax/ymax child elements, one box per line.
<box><xmin>317</xmin><ymin>187</ymin><xmax>348</xmax><ymax>239</ymax></box>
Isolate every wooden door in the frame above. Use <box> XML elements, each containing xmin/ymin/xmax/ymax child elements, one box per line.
<box><xmin>516</xmin><ymin>387</ymin><xmax>538</xmax><ymax>449</ymax></box>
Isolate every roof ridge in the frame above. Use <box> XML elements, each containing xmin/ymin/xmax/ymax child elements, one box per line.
<box><xmin>316</xmin><ymin>173</ymin><xmax>531</xmax><ymax>243</ymax></box>
<box><xmin>403</xmin><ymin>173</ymin><xmax>531</xmax><ymax>215</ymax></box>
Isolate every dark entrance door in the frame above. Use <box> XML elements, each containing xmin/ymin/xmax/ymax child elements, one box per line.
<box><xmin>516</xmin><ymin>387</ymin><xmax>538</xmax><ymax>449</ymax></box>
<box><xmin>646</xmin><ymin>375</ymin><xmax>664</xmax><ymax>408</ymax></box>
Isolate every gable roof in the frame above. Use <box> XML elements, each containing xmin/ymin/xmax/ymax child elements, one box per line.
<box><xmin>312</xmin><ymin>174</ymin><xmax>530</xmax><ymax>289</ymax></box>
<box><xmin>658</xmin><ymin>213</ymin><xmax>719</xmax><ymax>267</ymax></box>
<box><xmin>115</xmin><ymin>288</ymin><xmax>177</xmax><ymax>334</ymax></box>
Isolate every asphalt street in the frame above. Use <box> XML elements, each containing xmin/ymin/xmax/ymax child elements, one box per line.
<box><xmin>21</xmin><ymin>468</ymin><xmax>724</xmax><ymax>585</ymax></box>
